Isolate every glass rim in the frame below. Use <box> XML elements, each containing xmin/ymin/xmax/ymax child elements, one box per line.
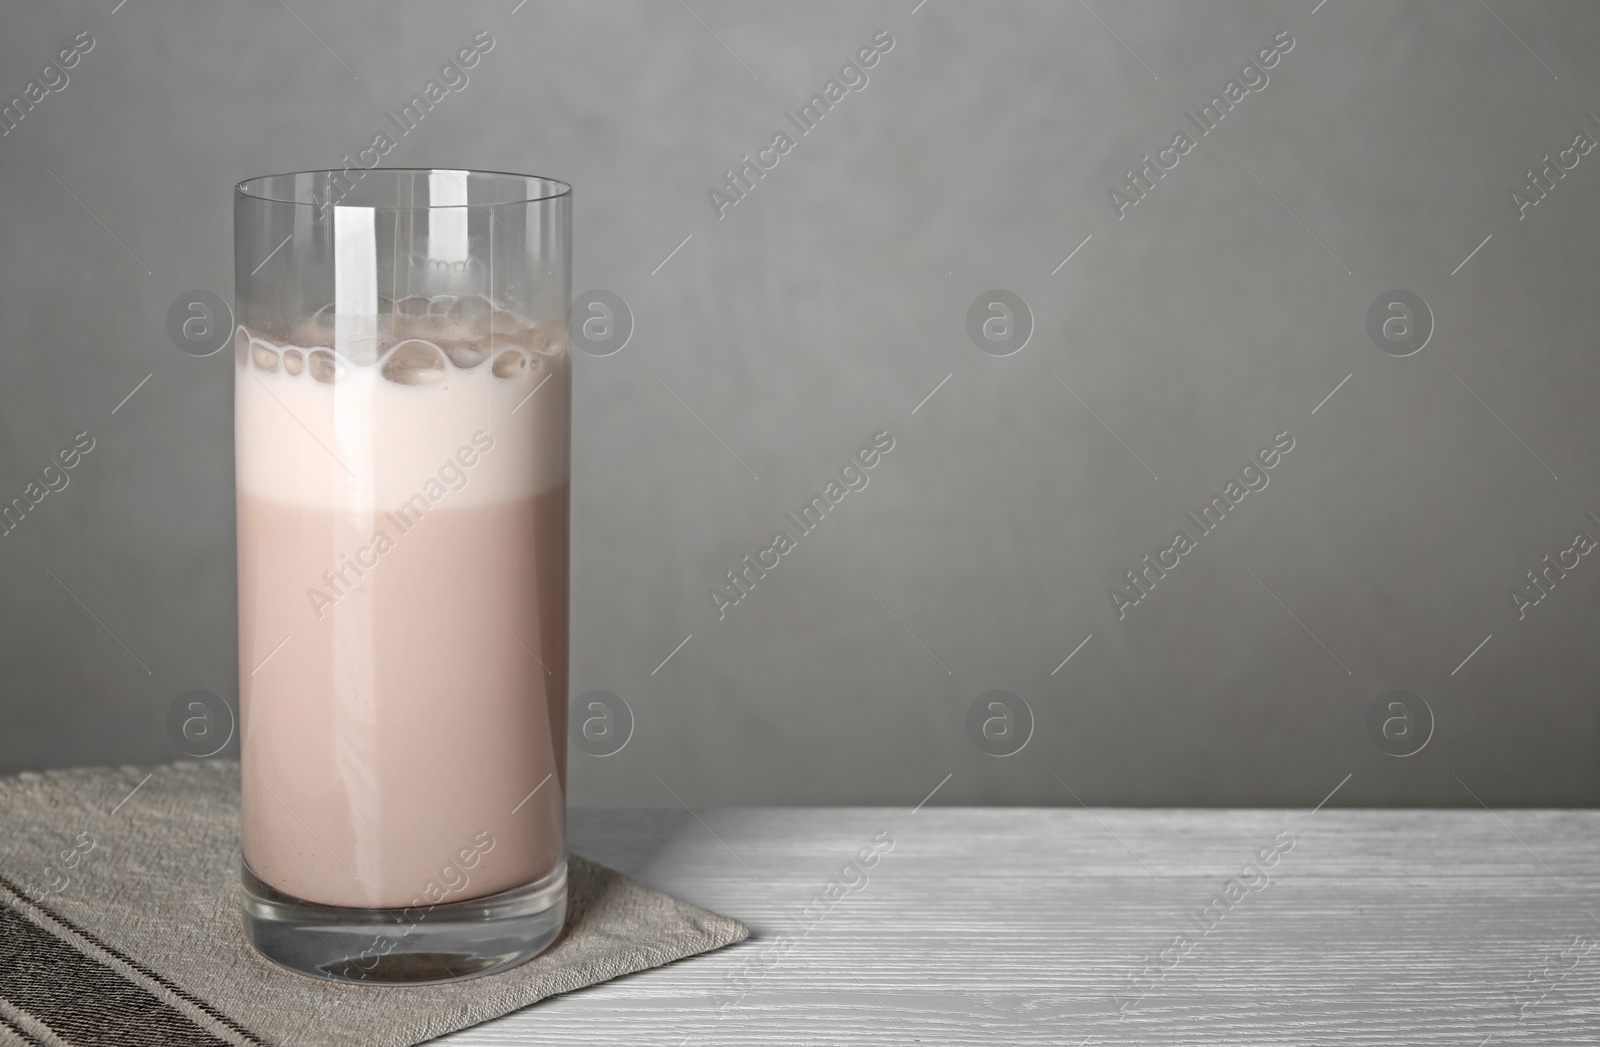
<box><xmin>234</xmin><ymin>167</ymin><xmax>573</xmax><ymax>208</ymax></box>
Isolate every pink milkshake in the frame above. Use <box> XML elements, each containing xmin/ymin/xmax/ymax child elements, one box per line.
<box><xmin>237</xmin><ymin>301</ymin><xmax>569</xmax><ymax>911</ymax></box>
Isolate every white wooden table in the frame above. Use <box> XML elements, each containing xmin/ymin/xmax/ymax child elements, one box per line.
<box><xmin>448</xmin><ymin>807</ymin><xmax>1600</xmax><ymax>1045</ymax></box>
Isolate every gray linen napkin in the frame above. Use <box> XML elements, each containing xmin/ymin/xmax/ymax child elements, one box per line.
<box><xmin>0</xmin><ymin>761</ymin><xmax>747</xmax><ymax>1046</ymax></box>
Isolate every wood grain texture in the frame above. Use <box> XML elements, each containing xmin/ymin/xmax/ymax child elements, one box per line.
<box><xmin>445</xmin><ymin>807</ymin><xmax>1600</xmax><ymax>1045</ymax></box>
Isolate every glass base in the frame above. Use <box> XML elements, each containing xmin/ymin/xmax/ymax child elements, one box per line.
<box><xmin>241</xmin><ymin>860</ymin><xmax>567</xmax><ymax>984</ymax></box>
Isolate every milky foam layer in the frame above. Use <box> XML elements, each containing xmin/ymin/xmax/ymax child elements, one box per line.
<box><xmin>234</xmin><ymin>300</ymin><xmax>568</xmax><ymax>509</ymax></box>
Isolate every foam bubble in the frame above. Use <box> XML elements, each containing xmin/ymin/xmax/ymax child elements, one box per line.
<box><xmin>382</xmin><ymin>340</ymin><xmax>448</xmax><ymax>385</ymax></box>
<box><xmin>307</xmin><ymin>348</ymin><xmax>342</xmax><ymax>384</ymax></box>
<box><xmin>446</xmin><ymin>294</ymin><xmax>495</xmax><ymax>328</ymax></box>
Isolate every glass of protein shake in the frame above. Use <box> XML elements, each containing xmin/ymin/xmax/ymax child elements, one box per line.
<box><xmin>233</xmin><ymin>170</ymin><xmax>570</xmax><ymax>982</ymax></box>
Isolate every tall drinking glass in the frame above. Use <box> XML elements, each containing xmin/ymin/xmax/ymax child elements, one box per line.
<box><xmin>233</xmin><ymin>169</ymin><xmax>571</xmax><ymax>983</ymax></box>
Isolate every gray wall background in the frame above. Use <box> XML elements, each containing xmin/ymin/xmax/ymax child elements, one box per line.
<box><xmin>2</xmin><ymin>1</ymin><xmax>1597</xmax><ymax>808</ymax></box>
